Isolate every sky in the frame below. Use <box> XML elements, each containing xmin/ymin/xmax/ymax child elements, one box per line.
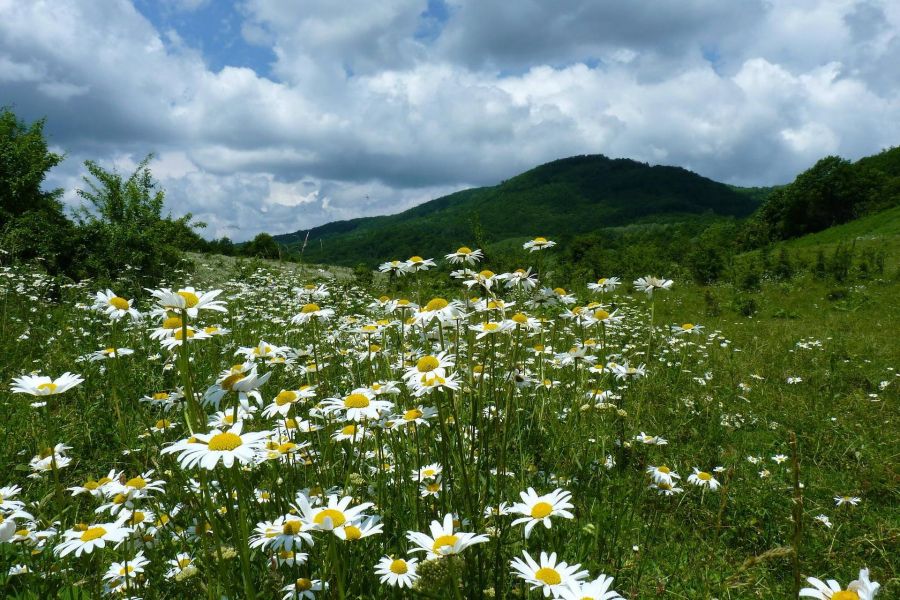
<box><xmin>2</xmin><ymin>0</ymin><xmax>899</xmax><ymax>241</ymax></box>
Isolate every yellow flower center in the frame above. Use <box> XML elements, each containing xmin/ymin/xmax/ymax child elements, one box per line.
<box><xmin>432</xmin><ymin>534</ymin><xmax>458</xmax><ymax>553</ymax></box>
<box><xmin>178</xmin><ymin>557</ymin><xmax>191</xmax><ymax>568</ymax></box>
<box><xmin>130</xmin><ymin>511</ymin><xmax>146</xmax><ymax>525</ymax></box>
<box><xmin>426</xmin><ymin>482</ymin><xmax>441</xmax><ymax>492</ymax></box>
<box><xmin>155</xmin><ymin>419</ymin><xmax>171</xmax><ymax>429</ymax></box>
<box><xmin>83</xmin><ymin>480</ymin><xmax>99</xmax><ymax>491</ymax></box>
<box><xmin>207</xmin><ymin>432</ymin><xmax>243</xmax><ymax>451</ymax></box>
<box><xmin>221</xmin><ymin>373</ymin><xmax>244</xmax><ymax>391</ymax></box>
<box><xmin>530</xmin><ymin>501</ymin><xmax>553</xmax><ymax>519</ymax></box>
<box><xmin>404</xmin><ymin>408</ymin><xmax>423</xmax><ymax>421</ymax></box>
<box><xmin>177</xmin><ymin>290</ymin><xmax>200</xmax><ymax>308</ymax></box>
<box><xmin>417</xmin><ymin>355</ymin><xmax>440</xmax><ymax>372</ymax></box>
<box><xmin>457</xmin><ymin>246</ymin><xmax>472</xmax><ymax>254</ymax></box>
<box><xmin>80</xmin><ymin>527</ymin><xmax>106</xmax><ymax>542</ymax></box>
<box><xmin>390</xmin><ymin>559</ymin><xmax>408</xmax><ymax>574</ymax></box>
<box><xmin>409</xmin><ymin>256</ymin><xmax>424</xmax><ymax>263</ymax></box>
<box><xmin>275</xmin><ymin>390</ymin><xmax>298</xmax><ymax>406</ymax></box>
<box><xmin>657</xmin><ymin>466</ymin><xmax>671</xmax><ymax>474</ymax></box>
<box><xmin>118</xmin><ymin>565</ymin><xmax>135</xmax><ymax>576</ymax></box>
<box><xmin>344</xmin><ymin>393</ymin><xmax>370</xmax><ymax>408</ymax></box>
<box><xmin>832</xmin><ymin>592</ymin><xmax>860</xmax><ymax>600</ymax></box>
<box><xmin>479</xmin><ymin>269</ymin><xmax>495</xmax><ymax>279</ymax></box>
<box><xmin>296</xmin><ymin>578</ymin><xmax>313</xmax><ymax>591</ymax></box>
<box><xmin>109</xmin><ymin>296</ymin><xmax>130</xmax><ymax>310</ymax></box>
<box><xmin>204</xmin><ymin>326</ymin><xmax>219</xmax><ymax>334</ymax></box>
<box><xmin>126</xmin><ymin>476</ymin><xmax>147</xmax><ymax>489</ymax></box>
<box><xmin>37</xmin><ymin>382</ymin><xmax>57</xmax><ymax>393</ymax></box>
<box><xmin>697</xmin><ymin>471</ymin><xmax>712</xmax><ymax>481</ymax></box>
<box><xmin>534</xmin><ymin>237</ymin><xmax>548</xmax><ymax>244</ymax></box>
<box><xmin>681</xmin><ymin>323</ymin><xmax>694</xmax><ymax>330</ymax></box>
<box><xmin>425</xmin><ymin>297</ymin><xmax>449</xmax><ymax>311</ymax></box>
<box><xmin>512</xmin><ymin>313</ymin><xmax>528</xmax><ymax>324</ymax></box>
<box><xmin>112</xmin><ymin>493</ymin><xmax>127</xmax><ymax>504</ymax></box>
<box><xmin>483</xmin><ymin>322</ymin><xmax>499</xmax><ymax>332</ymax></box>
<box><xmin>162</xmin><ymin>316</ymin><xmax>183</xmax><ymax>329</ymax></box>
<box><xmin>282</xmin><ymin>520</ymin><xmax>303</xmax><ymax>535</ymax></box>
<box><xmin>314</xmin><ymin>509</ymin><xmax>346</xmax><ymax>527</ymax></box>
<box><xmin>340</xmin><ymin>425</ymin><xmax>356</xmax><ymax>436</ymax></box>
<box><xmin>535</xmin><ymin>567</ymin><xmax>561</xmax><ymax>585</ymax></box>
<box><xmin>343</xmin><ymin>525</ymin><xmax>362</xmax><ymax>540</ymax></box>
<box><xmin>597</xmin><ymin>278</ymin><xmax>607</xmax><ymax>284</ymax></box>
<box><xmin>553</xmin><ymin>287</ymin><xmax>566</xmax><ymax>295</ymax></box>
<box><xmin>153</xmin><ymin>392</ymin><xmax>169</xmax><ymax>400</ymax></box>
<box><xmin>173</xmin><ymin>327</ymin><xmax>195</xmax><ymax>341</ymax></box>
<box><xmin>594</xmin><ymin>309</ymin><xmax>610</xmax><ymax>320</ymax></box>
<box><xmin>301</xmin><ymin>303</ymin><xmax>320</xmax><ymax>313</ymax></box>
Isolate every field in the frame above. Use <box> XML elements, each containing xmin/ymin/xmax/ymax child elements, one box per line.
<box><xmin>0</xmin><ymin>235</ymin><xmax>897</xmax><ymax>599</ymax></box>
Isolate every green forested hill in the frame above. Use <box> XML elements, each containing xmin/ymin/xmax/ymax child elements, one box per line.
<box><xmin>274</xmin><ymin>155</ymin><xmax>762</xmax><ymax>266</ymax></box>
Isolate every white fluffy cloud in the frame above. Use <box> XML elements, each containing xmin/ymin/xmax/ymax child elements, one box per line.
<box><xmin>2</xmin><ymin>0</ymin><xmax>899</xmax><ymax>239</ymax></box>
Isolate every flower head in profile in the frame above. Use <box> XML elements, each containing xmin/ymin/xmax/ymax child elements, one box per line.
<box><xmin>149</xmin><ymin>287</ymin><xmax>227</xmax><ymax>317</ymax></box>
<box><xmin>281</xmin><ymin>577</ymin><xmax>327</xmax><ymax>600</ymax></box>
<box><xmin>55</xmin><ymin>519</ymin><xmax>133</xmax><ymax>557</ymax></box>
<box><xmin>445</xmin><ymin>246</ymin><xmax>483</xmax><ymax>265</ymax></box>
<box><xmin>633</xmin><ymin>276</ymin><xmax>673</xmax><ymax>296</ymax></box>
<box><xmin>379</xmin><ymin>260</ymin><xmax>410</xmax><ymax>276</ymax></box>
<box><xmin>587</xmin><ymin>277</ymin><xmax>621</xmax><ymax>294</ymax></box>
<box><xmin>510</xmin><ymin>550</ymin><xmax>589</xmax><ymax>597</ymax></box>
<box><xmin>291</xmin><ymin>303</ymin><xmax>335</xmax><ymax>324</ymax></box>
<box><xmin>687</xmin><ymin>468</ymin><xmax>720</xmax><ymax>490</ymax></box>
<box><xmin>11</xmin><ymin>372</ymin><xmax>83</xmax><ymax>396</ymax></box>
<box><xmin>523</xmin><ymin>237</ymin><xmax>556</xmax><ymax>252</ymax></box>
<box><xmin>293</xmin><ymin>493</ymin><xmax>374</xmax><ymax>533</ymax></box>
<box><xmin>405</xmin><ymin>256</ymin><xmax>436</xmax><ymax>272</ymax></box>
<box><xmin>406</xmin><ymin>513</ymin><xmax>488</xmax><ymax>559</ymax></box>
<box><xmin>558</xmin><ymin>574</ymin><xmax>624</xmax><ymax>600</ymax></box>
<box><xmin>94</xmin><ymin>290</ymin><xmax>141</xmax><ymax>320</ymax></box>
<box><xmin>800</xmin><ymin>567</ymin><xmax>880</xmax><ymax>599</ymax></box>
<box><xmin>161</xmin><ymin>422</ymin><xmax>270</xmax><ymax>470</ymax></box>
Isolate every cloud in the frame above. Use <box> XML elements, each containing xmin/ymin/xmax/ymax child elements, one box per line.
<box><xmin>2</xmin><ymin>0</ymin><xmax>899</xmax><ymax>240</ymax></box>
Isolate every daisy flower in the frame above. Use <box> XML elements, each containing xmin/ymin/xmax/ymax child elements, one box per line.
<box><xmin>687</xmin><ymin>468</ymin><xmax>721</xmax><ymax>490</ymax></box>
<box><xmin>387</xmin><ymin>405</ymin><xmax>438</xmax><ymax>429</ymax></box>
<box><xmin>635</xmin><ymin>432</ymin><xmax>668</xmax><ymax>446</ymax></box>
<box><xmin>835</xmin><ymin>496</ymin><xmax>861</xmax><ymax>507</ymax></box>
<box><xmin>55</xmin><ymin>519</ymin><xmax>133</xmax><ymax>557</ymax></box>
<box><xmin>321</xmin><ymin>388</ymin><xmax>394</xmax><ymax>422</ymax></box>
<box><xmin>559</xmin><ymin>574</ymin><xmax>624</xmax><ymax>600</ymax></box>
<box><xmin>445</xmin><ymin>246</ymin><xmax>483</xmax><ymax>264</ymax></box>
<box><xmin>673</xmin><ymin>323</ymin><xmax>704</xmax><ymax>336</ymax></box>
<box><xmin>510</xmin><ymin>488</ymin><xmax>575</xmax><ymax>539</ymax></box>
<box><xmin>87</xmin><ymin>347</ymin><xmax>135</xmax><ymax>361</ymax></box>
<box><xmin>375</xmin><ymin>556</ymin><xmax>419</xmax><ymax>588</ymax></box>
<box><xmin>291</xmin><ymin>303</ymin><xmax>335</xmax><ymax>324</ymax></box>
<box><xmin>165</xmin><ymin>553</ymin><xmax>195</xmax><ymax>579</ymax></box>
<box><xmin>294</xmin><ymin>494</ymin><xmax>374</xmax><ymax>532</ymax></box>
<box><xmin>250</xmin><ymin>515</ymin><xmax>315</xmax><ymax>551</ymax></box>
<box><xmin>281</xmin><ymin>577</ymin><xmax>327</xmax><ymax>600</ymax></box>
<box><xmin>800</xmin><ymin>568</ymin><xmax>880</xmax><ymax>599</ymax></box>
<box><xmin>334</xmin><ymin>516</ymin><xmax>383</xmax><ymax>541</ymax></box>
<box><xmin>149</xmin><ymin>287</ymin><xmax>227</xmax><ymax>317</ymax></box>
<box><xmin>510</xmin><ymin>550</ymin><xmax>588</xmax><ymax>597</ymax></box>
<box><xmin>11</xmin><ymin>372</ymin><xmax>83</xmax><ymax>396</ymax></box>
<box><xmin>405</xmin><ymin>256</ymin><xmax>436</xmax><ymax>272</ymax></box>
<box><xmin>102</xmin><ymin>550</ymin><xmax>149</xmax><ymax>585</ymax></box>
<box><xmin>262</xmin><ymin>386</ymin><xmax>317</xmax><ymax>418</ymax></box>
<box><xmin>161</xmin><ymin>422</ymin><xmax>270</xmax><ymax>470</ymax></box>
<box><xmin>406</xmin><ymin>513</ymin><xmax>489</xmax><ymax>559</ymax></box>
<box><xmin>523</xmin><ymin>237</ymin><xmax>557</xmax><ymax>252</ymax></box>
<box><xmin>378</xmin><ymin>260</ymin><xmax>409</xmax><ymax>276</ymax></box>
<box><xmin>646</xmin><ymin>465</ymin><xmax>681</xmax><ymax>487</ymax></box>
<box><xmin>633</xmin><ymin>276</ymin><xmax>673</xmax><ymax>295</ymax></box>
<box><xmin>587</xmin><ymin>277</ymin><xmax>621</xmax><ymax>293</ymax></box>
<box><xmin>471</xmin><ymin>320</ymin><xmax>514</xmax><ymax>339</ymax></box>
<box><xmin>94</xmin><ymin>290</ymin><xmax>141</xmax><ymax>321</ymax></box>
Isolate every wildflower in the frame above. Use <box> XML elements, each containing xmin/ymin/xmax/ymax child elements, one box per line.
<box><xmin>294</xmin><ymin>494</ymin><xmax>373</xmax><ymax>532</ymax></box>
<box><xmin>161</xmin><ymin>422</ymin><xmax>270</xmax><ymax>470</ymax></box>
<box><xmin>94</xmin><ymin>290</ymin><xmax>141</xmax><ymax>320</ymax></box>
<box><xmin>814</xmin><ymin>514</ymin><xmax>833</xmax><ymax>529</ymax></box>
<box><xmin>11</xmin><ymin>372</ymin><xmax>83</xmax><ymax>396</ymax></box>
<box><xmin>102</xmin><ymin>550</ymin><xmax>149</xmax><ymax>585</ymax></box>
<box><xmin>523</xmin><ymin>237</ymin><xmax>556</xmax><ymax>252</ymax></box>
<box><xmin>633</xmin><ymin>276</ymin><xmax>673</xmax><ymax>295</ymax></box>
<box><xmin>29</xmin><ymin>443</ymin><xmax>72</xmax><ymax>476</ymax></box>
<box><xmin>635</xmin><ymin>432</ymin><xmax>668</xmax><ymax>446</ymax></box>
<box><xmin>407</xmin><ymin>513</ymin><xmax>489</xmax><ymax>559</ymax></box>
<box><xmin>510</xmin><ymin>550</ymin><xmax>588</xmax><ymax>597</ymax></box>
<box><xmin>334</xmin><ymin>516</ymin><xmax>383</xmax><ymax>541</ymax></box>
<box><xmin>799</xmin><ymin>567</ymin><xmax>880</xmax><ymax>599</ymax></box>
<box><xmin>405</xmin><ymin>256</ymin><xmax>436</xmax><ymax>272</ymax></box>
<box><xmin>387</xmin><ymin>405</ymin><xmax>438</xmax><ymax>429</ymax></box>
<box><xmin>250</xmin><ymin>516</ymin><xmax>315</xmax><ymax>551</ymax></box>
<box><xmin>291</xmin><ymin>304</ymin><xmax>335</xmax><ymax>324</ymax></box>
<box><xmin>505</xmin><ymin>267</ymin><xmax>539</xmax><ymax>290</ymax></box>
<box><xmin>445</xmin><ymin>246</ymin><xmax>483</xmax><ymax>264</ymax></box>
<box><xmin>646</xmin><ymin>466</ymin><xmax>681</xmax><ymax>487</ymax></box>
<box><xmin>773</xmin><ymin>454</ymin><xmax>788</xmax><ymax>464</ymax></box>
<box><xmin>835</xmin><ymin>496</ymin><xmax>861</xmax><ymax>507</ymax></box>
<box><xmin>322</xmin><ymin>389</ymin><xmax>394</xmax><ymax>422</ymax></box>
<box><xmin>673</xmin><ymin>323</ymin><xmax>704</xmax><ymax>335</ymax></box>
<box><xmin>687</xmin><ymin>468</ymin><xmax>720</xmax><ymax>490</ymax></box>
<box><xmin>375</xmin><ymin>555</ymin><xmax>420</xmax><ymax>588</ymax></box>
<box><xmin>281</xmin><ymin>577</ymin><xmax>327</xmax><ymax>600</ymax></box>
<box><xmin>471</xmin><ymin>320</ymin><xmax>514</xmax><ymax>339</ymax></box>
<box><xmin>55</xmin><ymin>519</ymin><xmax>133</xmax><ymax>557</ymax></box>
<box><xmin>587</xmin><ymin>277</ymin><xmax>621</xmax><ymax>294</ymax></box>
<box><xmin>165</xmin><ymin>553</ymin><xmax>195</xmax><ymax>579</ymax></box>
<box><xmin>510</xmin><ymin>488</ymin><xmax>575</xmax><ymax>539</ymax></box>
<box><xmin>559</xmin><ymin>574</ymin><xmax>624</xmax><ymax>600</ymax></box>
<box><xmin>149</xmin><ymin>287</ymin><xmax>227</xmax><ymax>317</ymax></box>
<box><xmin>262</xmin><ymin>386</ymin><xmax>317</xmax><ymax>418</ymax></box>
<box><xmin>87</xmin><ymin>347</ymin><xmax>135</xmax><ymax>361</ymax></box>
<box><xmin>379</xmin><ymin>260</ymin><xmax>409</xmax><ymax>276</ymax></box>
<box><xmin>787</xmin><ymin>376</ymin><xmax>803</xmax><ymax>384</ymax></box>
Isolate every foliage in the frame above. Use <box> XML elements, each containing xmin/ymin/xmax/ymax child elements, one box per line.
<box><xmin>240</xmin><ymin>232</ymin><xmax>282</xmax><ymax>259</ymax></box>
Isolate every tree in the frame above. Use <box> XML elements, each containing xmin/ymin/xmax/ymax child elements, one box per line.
<box><xmin>75</xmin><ymin>154</ymin><xmax>205</xmax><ymax>290</ymax></box>
<box><xmin>241</xmin><ymin>233</ymin><xmax>281</xmax><ymax>259</ymax></box>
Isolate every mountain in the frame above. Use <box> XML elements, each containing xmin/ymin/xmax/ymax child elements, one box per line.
<box><xmin>274</xmin><ymin>154</ymin><xmax>764</xmax><ymax>266</ymax></box>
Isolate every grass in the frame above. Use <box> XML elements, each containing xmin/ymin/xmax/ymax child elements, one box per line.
<box><xmin>0</xmin><ymin>230</ymin><xmax>897</xmax><ymax>599</ymax></box>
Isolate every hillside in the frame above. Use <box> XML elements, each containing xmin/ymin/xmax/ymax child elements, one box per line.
<box><xmin>274</xmin><ymin>155</ymin><xmax>762</xmax><ymax>266</ymax></box>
